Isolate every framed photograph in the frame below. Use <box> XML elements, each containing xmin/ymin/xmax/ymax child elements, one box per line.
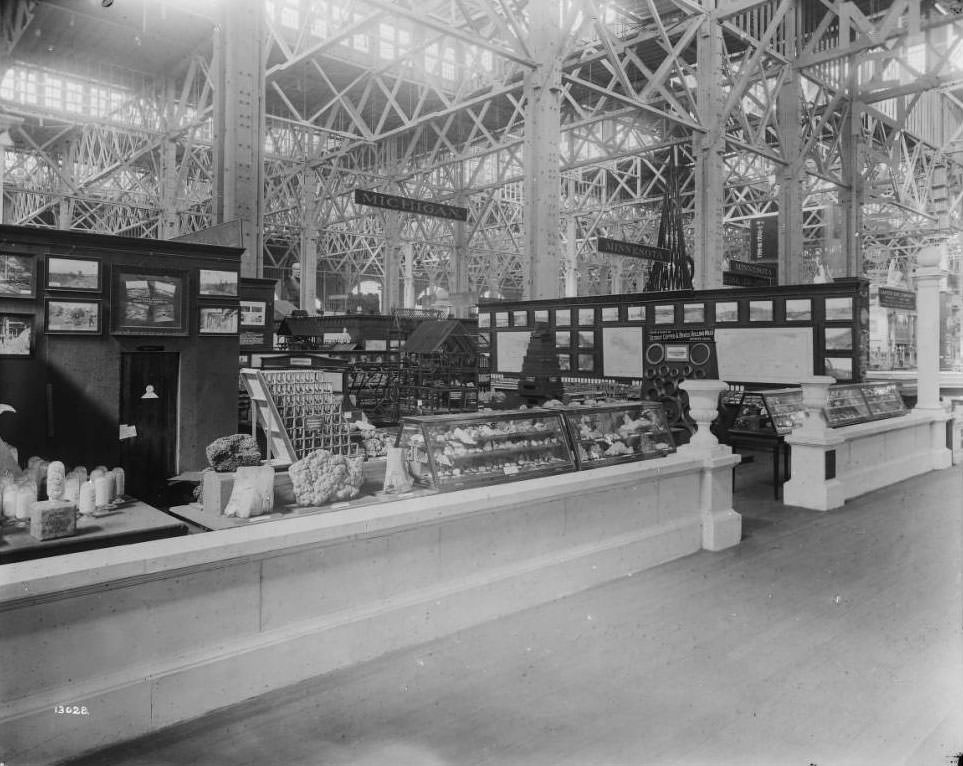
<box><xmin>577</xmin><ymin>330</ymin><xmax>594</xmax><ymax>349</ymax></box>
<box><xmin>495</xmin><ymin>312</ymin><xmax>509</xmax><ymax>328</ymax></box>
<box><xmin>534</xmin><ymin>310</ymin><xmax>549</xmax><ymax>324</ymax></box>
<box><xmin>558</xmin><ymin>353</ymin><xmax>571</xmax><ymax>371</ymax></box>
<box><xmin>199</xmin><ymin>304</ymin><xmax>239</xmax><ymax>335</ymax></box>
<box><xmin>240</xmin><ymin>300</ymin><xmax>267</xmax><ymax>327</ymax></box>
<box><xmin>555</xmin><ymin>331</ymin><xmax>570</xmax><ymax>348</ymax></box>
<box><xmin>477</xmin><ymin>313</ymin><xmax>491</xmax><ymax>329</ymax></box>
<box><xmin>199</xmin><ymin>269</ymin><xmax>239</xmax><ymax>297</ymax></box>
<box><xmin>601</xmin><ymin>306</ymin><xmax>619</xmax><ymax>322</ymax></box>
<box><xmin>46</xmin><ymin>255</ymin><xmax>101</xmax><ymax>292</ymax></box>
<box><xmin>577</xmin><ymin>353</ymin><xmax>595</xmax><ymax>372</ymax></box>
<box><xmin>749</xmin><ymin>300</ymin><xmax>774</xmax><ymax>321</ymax></box>
<box><xmin>0</xmin><ymin>313</ymin><xmax>33</xmax><ymax>356</ymax></box>
<box><xmin>578</xmin><ymin>308</ymin><xmax>595</xmax><ymax>326</ymax></box>
<box><xmin>825</xmin><ymin>297</ymin><xmax>853</xmax><ymax>321</ymax></box>
<box><xmin>513</xmin><ymin>310</ymin><xmax>529</xmax><ymax>327</ymax></box>
<box><xmin>45</xmin><ymin>298</ymin><xmax>101</xmax><ymax>334</ymax></box>
<box><xmin>683</xmin><ymin>303</ymin><xmax>705</xmax><ymax>324</ymax></box>
<box><xmin>111</xmin><ymin>268</ymin><xmax>188</xmax><ymax>336</ymax></box>
<box><xmin>555</xmin><ymin>309</ymin><xmax>571</xmax><ymax>327</ymax></box>
<box><xmin>627</xmin><ymin>305</ymin><xmax>645</xmax><ymax>322</ymax></box>
<box><xmin>0</xmin><ymin>254</ymin><xmax>36</xmax><ymax>298</ymax></box>
<box><xmin>824</xmin><ymin>356</ymin><xmax>853</xmax><ymax>380</ymax></box>
<box><xmin>785</xmin><ymin>298</ymin><xmax>812</xmax><ymax>322</ymax></box>
<box><xmin>824</xmin><ymin>327</ymin><xmax>853</xmax><ymax>351</ymax></box>
<box><xmin>654</xmin><ymin>305</ymin><xmax>675</xmax><ymax>324</ymax></box>
<box><xmin>715</xmin><ymin>301</ymin><xmax>739</xmax><ymax>323</ymax></box>
<box><xmin>665</xmin><ymin>344</ymin><xmax>689</xmax><ymax>362</ymax></box>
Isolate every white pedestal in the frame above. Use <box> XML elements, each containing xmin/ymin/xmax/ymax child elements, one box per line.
<box><xmin>783</xmin><ymin>431</ymin><xmax>846</xmax><ymax>511</ymax></box>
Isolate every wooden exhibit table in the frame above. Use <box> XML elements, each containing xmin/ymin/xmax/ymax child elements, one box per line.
<box><xmin>0</xmin><ymin>499</ymin><xmax>189</xmax><ymax>564</ymax></box>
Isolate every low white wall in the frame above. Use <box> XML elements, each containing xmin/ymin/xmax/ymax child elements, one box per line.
<box><xmin>0</xmin><ymin>450</ymin><xmax>738</xmax><ymax>765</ymax></box>
<box><xmin>783</xmin><ymin>409</ymin><xmax>953</xmax><ymax>511</ymax></box>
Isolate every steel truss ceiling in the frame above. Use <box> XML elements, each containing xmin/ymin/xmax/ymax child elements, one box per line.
<box><xmin>2</xmin><ymin>0</ymin><xmax>963</xmax><ymax>297</ymax></box>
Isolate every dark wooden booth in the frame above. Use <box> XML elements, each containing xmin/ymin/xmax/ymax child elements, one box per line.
<box><xmin>0</xmin><ymin>224</ymin><xmax>244</xmax><ymax>505</ymax></box>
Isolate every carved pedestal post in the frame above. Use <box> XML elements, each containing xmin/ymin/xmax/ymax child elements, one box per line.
<box><xmin>679</xmin><ymin>379</ymin><xmax>741</xmax><ymax>551</ymax></box>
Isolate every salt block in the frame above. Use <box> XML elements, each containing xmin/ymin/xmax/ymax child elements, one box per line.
<box><xmin>30</xmin><ymin>499</ymin><xmax>77</xmax><ymax>541</ymax></box>
<box><xmin>202</xmin><ymin>470</ymin><xmax>236</xmax><ymax>515</ymax></box>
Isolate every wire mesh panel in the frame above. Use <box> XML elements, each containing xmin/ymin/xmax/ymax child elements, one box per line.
<box><xmin>259</xmin><ymin>370</ymin><xmax>353</xmax><ymax>458</ymax></box>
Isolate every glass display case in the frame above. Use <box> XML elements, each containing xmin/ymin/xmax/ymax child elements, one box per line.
<box><xmin>562</xmin><ymin>402</ymin><xmax>675</xmax><ymax>468</ymax></box>
<box><xmin>824</xmin><ymin>382</ymin><xmax>907</xmax><ymax>427</ymax></box>
<box><xmin>824</xmin><ymin>384</ymin><xmax>873</xmax><ymax>427</ymax></box>
<box><xmin>859</xmin><ymin>382</ymin><xmax>907</xmax><ymax>418</ymax></box>
<box><xmin>397</xmin><ymin>410</ymin><xmax>575</xmax><ymax>490</ymax></box>
<box><xmin>725</xmin><ymin>389</ymin><xmax>806</xmax><ymax>435</ymax></box>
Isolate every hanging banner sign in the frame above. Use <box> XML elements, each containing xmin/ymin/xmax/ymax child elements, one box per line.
<box><xmin>877</xmin><ymin>286</ymin><xmax>916</xmax><ymax>310</ymax></box>
<box><xmin>597</xmin><ymin>237</ymin><xmax>673</xmax><ymax>263</ymax></box>
<box><xmin>727</xmin><ymin>259</ymin><xmax>777</xmax><ymax>282</ymax></box>
<box><xmin>648</xmin><ymin>328</ymin><xmax>715</xmax><ymax>342</ymax></box>
<box><xmin>354</xmin><ymin>189</ymin><xmax>468</xmax><ymax>221</ymax></box>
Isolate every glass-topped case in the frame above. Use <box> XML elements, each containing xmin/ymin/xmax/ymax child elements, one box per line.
<box><xmin>859</xmin><ymin>382</ymin><xmax>906</xmax><ymax>418</ymax></box>
<box><xmin>725</xmin><ymin>389</ymin><xmax>806</xmax><ymax>436</ymax></box>
<box><xmin>824</xmin><ymin>382</ymin><xmax>907</xmax><ymax>427</ymax></box>
<box><xmin>562</xmin><ymin>402</ymin><xmax>675</xmax><ymax>468</ymax></box>
<box><xmin>397</xmin><ymin>410</ymin><xmax>575</xmax><ymax>490</ymax></box>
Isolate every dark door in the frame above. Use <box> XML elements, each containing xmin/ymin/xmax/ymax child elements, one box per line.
<box><xmin>120</xmin><ymin>352</ymin><xmax>179</xmax><ymax>507</ymax></box>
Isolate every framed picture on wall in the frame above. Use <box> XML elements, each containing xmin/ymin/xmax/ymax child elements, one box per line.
<box><xmin>45</xmin><ymin>298</ymin><xmax>101</xmax><ymax>334</ymax></box>
<box><xmin>513</xmin><ymin>310</ymin><xmax>529</xmax><ymax>326</ymax></box>
<box><xmin>683</xmin><ymin>304</ymin><xmax>705</xmax><ymax>323</ymax></box>
<box><xmin>0</xmin><ymin>254</ymin><xmax>36</xmax><ymax>298</ymax></box>
<box><xmin>785</xmin><ymin>299</ymin><xmax>812</xmax><ymax>321</ymax></box>
<box><xmin>240</xmin><ymin>300</ymin><xmax>267</xmax><ymax>327</ymax></box>
<box><xmin>825</xmin><ymin>297</ymin><xmax>853</xmax><ymax>321</ymax></box>
<box><xmin>199</xmin><ymin>304</ymin><xmax>239</xmax><ymax>335</ymax></box>
<box><xmin>477</xmin><ymin>313</ymin><xmax>491</xmax><ymax>328</ymax></box>
<box><xmin>626</xmin><ymin>306</ymin><xmax>645</xmax><ymax>322</ymax></box>
<box><xmin>198</xmin><ymin>269</ymin><xmax>239</xmax><ymax>297</ymax></box>
<box><xmin>555</xmin><ymin>309</ymin><xmax>571</xmax><ymax>327</ymax></box>
<box><xmin>534</xmin><ymin>310</ymin><xmax>549</xmax><ymax>324</ymax></box>
<box><xmin>46</xmin><ymin>255</ymin><xmax>101</xmax><ymax>292</ymax></box>
<box><xmin>654</xmin><ymin>305</ymin><xmax>675</xmax><ymax>324</ymax></box>
<box><xmin>715</xmin><ymin>302</ymin><xmax>738</xmax><ymax>323</ymax></box>
<box><xmin>601</xmin><ymin>306</ymin><xmax>619</xmax><ymax>322</ymax></box>
<box><xmin>111</xmin><ymin>268</ymin><xmax>188</xmax><ymax>336</ymax></box>
<box><xmin>0</xmin><ymin>313</ymin><xmax>33</xmax><ymax>356</ymax></box>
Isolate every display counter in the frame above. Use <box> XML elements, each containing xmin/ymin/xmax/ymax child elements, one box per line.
<box><xmin>0</xmin><ymin>441</ymin><xmax>739</xmax><ymax>764</ymax></box>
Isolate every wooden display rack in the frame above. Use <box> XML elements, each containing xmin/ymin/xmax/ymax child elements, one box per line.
<box><xmin>240</xmin><ymin>368</ymin><xmax>352</xmax><ymax>467</ymax></box>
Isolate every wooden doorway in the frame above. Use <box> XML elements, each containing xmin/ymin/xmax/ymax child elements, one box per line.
<box><xmin>120</xmin><ymin>352</ymin><xmax>179</xmax><ymax>507</ymax></box>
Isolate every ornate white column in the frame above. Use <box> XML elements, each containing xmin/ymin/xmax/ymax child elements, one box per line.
<box><xmin>679</xmin><ymin>379</ymin><xmax>742</xmax><ymax>552</ymax></box>
<box><xmin>913</xmin><ymin>245</ymin><xmax>946</xmax><ymax>412</ymax></box>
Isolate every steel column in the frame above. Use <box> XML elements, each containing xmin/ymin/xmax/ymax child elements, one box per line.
<box><xmin>693</xmin><ymin>7</ymin><xmax>726</xmax><ymax>290</ymax></box>
<box><xmin>214</xmin><ymin>0</ymin><xmax>265</xmax><ymax>277</ymax></box>
<box><xmin>522</xmin><ymin>0</ymin><xmax>562</xmax><ymax>300</ymax></box>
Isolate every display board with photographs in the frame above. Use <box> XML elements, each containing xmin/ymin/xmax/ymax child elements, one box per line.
<box><xmin>111</xmin><ymin>268</ymin><xmax>188</xmax><ymax>335</ymax></box>
<box><xmin>46</xmin><ymin>256</ymin><xmax>101</xmax><ymax>292</ymax></box>
<box><xmin>0</xmin><ymin>254</ymin><xmax>36</xmax><ymax>298</ymax></box>
<box><xmin>45</xmin><ymin>299</ymin><xmax>101</xmax><ymax>334</ymax></box>
<box><xmin>0</xmin><ymin>313</ymin><xmax>32</xmax><ymax>356</ymax></box>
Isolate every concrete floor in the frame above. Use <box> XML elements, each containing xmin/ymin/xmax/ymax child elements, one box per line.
<box><xmin>61</xmin><ymin>455</ymin><xmax>963</xmax><ymax>766</ymax></box>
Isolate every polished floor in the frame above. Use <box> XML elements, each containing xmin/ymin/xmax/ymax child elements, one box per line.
<box><xmin>63</xmin><ymin>455</ymin><xmax>963</xmax><ymax>766</ymax></box>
